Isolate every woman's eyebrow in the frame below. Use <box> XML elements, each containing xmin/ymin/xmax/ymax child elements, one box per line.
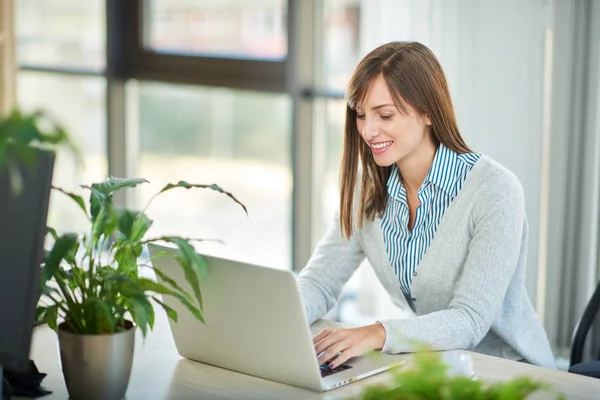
<box><xmin>371</xmin><ymin>104</ymin><xmax>395</xmax><ymax>111</ymax></box>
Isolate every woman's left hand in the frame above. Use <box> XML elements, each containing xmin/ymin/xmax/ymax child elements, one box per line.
<box><xmin>313</xmin><ymin>323</ymin><xmax>387</xmax><ymax>368</ymax></box>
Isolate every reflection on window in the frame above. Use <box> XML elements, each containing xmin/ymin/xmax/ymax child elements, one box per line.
<box><xmin>17</xmin><ymin>73</ymin><xmax>107</xmax><ymax>234</ymax></box>
<box><xmin>146</xmin><ymin>0</ymin><xmax>287</xmax><ymax>59</ymax></box>
<box><xmin>15</xmin><ymin>0</ymin><xmax>105</xmax><ymax>70</ymax></box>
<box><xmin>137</xmin><ymin>82</ymin><xmax>292</xmax><ymax>269</ymax></box>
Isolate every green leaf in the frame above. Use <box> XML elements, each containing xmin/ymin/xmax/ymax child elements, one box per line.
<box><xmin>89</xmin><ymin>298</ymin><xmax>116</xmax><ymax>334</ymax></box>
<box><xmin>151</xmin><ymin>266</ymin><xmax>193</xmax><ymax>303</ymax></box>
<box><xmin>92</xmin><ymin>176</ymin><xmax>149</xmax><ymax>197</ymax></box>
<box><xmin>115</xmin><ymin>246</ymin><xmax>139</xmax><ymax>277</ymax></box>
<box><xmin>125</xmin><ymin>293</ymin><xmax>154</xmax><ymax>337</ymax></box>
<box><xmin>52</xmin><ymin>186</ymin><xmax>88</xmax><ymax>217</ymax></box>
<box><xmin>64</xmin><ymin>240</ymin><xmax>80</xmax><ymax>265</ymax></box>
<box><xmin>158</xmin><ymin>181</ymin><xmax>247</xmax><ymax>215</ymax></box>
<box><xmin>82</xmin><ymin>177</ymin><xmax>148</xmax><ymax>223</ymax></box>
<box><xmin>152</xmin><ymin>296</ymin><xmax>178</xmax><ymax>322</ymax></box>
<box><xmin>43</xmin><ymin>233</ymin><xmax>79</xmax><ymax>283</ymax></box>
<box><xmin>83</xmin><ymin>184</ymin><xmax>107</xmax><ymax>222</ymax></box>
<box><xmin>115</xmin><ymin>207</ymin><xmax>137</xmax><ymax>240</ymax></box>
<box><xmin>130</xmin><ymin>213</ymin><xmax>153</xmax><ymax>243</ymax></box>
<box><xmin>90</xmin><ymin>207</ymin><xmax>105</xmax><ymax>244</ymax></box>
<box><xmin>168</xmin><ymin>290</ymin><xmax>205</xmax><ymax>324</ymax></box>
<box><xmin>135</xmin><ymin>277</ymin><xmax>173</xmax><ymax>295</ymax></box>
<box><xmin>46</xmin><ymin>226</ymin><xmax>58</xmax><ymax>241</ymax></box>
<box><xmin>160</xmin><ymin>237</ymin><xmax>206</xmax><ymax>310</ymax></box>
<box><xmin>45</xmin><ymin>305</ymin><xmax>59</xmax><ymax>332</ymax></box>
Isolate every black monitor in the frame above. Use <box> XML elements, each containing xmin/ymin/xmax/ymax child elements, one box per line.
<box><xmin>0</xmin><ymin>151</ymin><xmax>54</xmax><ymax>377</ymax></box>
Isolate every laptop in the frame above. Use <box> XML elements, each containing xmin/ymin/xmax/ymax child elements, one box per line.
<box><xmin>148</xmin><ymin>243</ymin><xmax>405</xmax><ymax>392</ymax></box>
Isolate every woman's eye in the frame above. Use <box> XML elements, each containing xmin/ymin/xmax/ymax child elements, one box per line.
<box><xmin>356</xmin><ymin>114</ymin><xmax>365</xmax><ymax>120</ymax></box>
<box><xmin>380</xmin><ymin>115</ymin><xmax>393</xmax><ymax>121</ymax></box>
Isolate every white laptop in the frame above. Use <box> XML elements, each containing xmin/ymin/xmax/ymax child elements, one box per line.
<box><xmin>147</xmin><ymin>243</ymin><xmax>404</xmax><ymax>392</ymax></box>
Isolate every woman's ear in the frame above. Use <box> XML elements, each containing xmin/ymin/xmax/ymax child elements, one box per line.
<box><xmin>424</xmin><ymin>115</ymin><xmax>432</xmax><ymax>126</ymax></box>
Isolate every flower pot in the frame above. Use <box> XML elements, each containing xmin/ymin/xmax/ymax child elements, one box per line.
<box><xmin>57</xmin><ymin>321</ymin><xmax>135</xmax><ymax>400</ymax></box>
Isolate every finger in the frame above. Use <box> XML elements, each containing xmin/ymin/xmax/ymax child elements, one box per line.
<box><xmin>314</xmin><ymin>330</ymin><xmax>341</xmax><ymax>355</ymax></box>
<box><xmin>312</xmin><ymin>328</ymin><xmax>333</xmax><ymax>344</ymax></box>
<box><xmin>329</xmin><ymin>347</ymin><xmax>355</xmax><ymax>369</ymax></box>
<box><xmin>317</xmin><ymin>340</ymin><xmax>350</xmax><ymax>365</ymax></box>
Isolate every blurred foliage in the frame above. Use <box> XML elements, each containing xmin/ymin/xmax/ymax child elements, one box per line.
<box><xmin>356</xmin><ymin>350</ymin><xmax>564</xmax><ymax>400</ymax></box>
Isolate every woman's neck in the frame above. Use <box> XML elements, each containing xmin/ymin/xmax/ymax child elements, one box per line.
<box><xmin>396</xmin><ymin>135</ymin><xmax>437</xmax><ymax>194</ymax></box>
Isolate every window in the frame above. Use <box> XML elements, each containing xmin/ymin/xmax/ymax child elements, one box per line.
<box><xmin>16</xmin><ymin>0</ymin><xmax>105</xmax><ymax>71</ymax></box>
<box><xmin>145</xmin><ymin>0</ymin><xmax>287</xmax><ymax>60</ymax></box>
<box><xmin>17</xmin><ymin>72</ymin><xmax>107</xmax><ymax>234</ymax></box>
<box><xmin>136</xmin><ymin>82</ymin><xmax>292</xmax><ymax>269</ymax></box>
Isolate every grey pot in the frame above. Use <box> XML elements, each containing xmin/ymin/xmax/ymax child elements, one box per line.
<box><xmin>58</xmin><ymin>321</ymin><xmax>135</xmax><ymax>400</ymax></box>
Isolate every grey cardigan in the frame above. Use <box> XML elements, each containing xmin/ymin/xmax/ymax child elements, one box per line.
<box><xmin>297</xmin><ymin>155</ymin><xmax>556</xmax><ymax>369</ymax></box>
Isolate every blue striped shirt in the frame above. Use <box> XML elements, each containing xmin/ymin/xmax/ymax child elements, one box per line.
<box><xmin>381</xmin><ymin>144</ymin><xmax>480</xmax><ymax>297</ymax></box>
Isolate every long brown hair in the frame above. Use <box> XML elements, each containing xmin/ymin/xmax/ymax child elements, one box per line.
<box><xmin>339</xmin><ymin>41</ymin><xmax>472</xmax><ymax>239</ymax></box>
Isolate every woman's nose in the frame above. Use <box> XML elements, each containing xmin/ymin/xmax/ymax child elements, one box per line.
<box><xmin>361</xmin><ymin>121</ymin><xmax>379</xmax><ymax>140</ymax></box>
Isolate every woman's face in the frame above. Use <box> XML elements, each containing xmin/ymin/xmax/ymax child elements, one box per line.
<box><xmin>356</xmin><ymin>74</ymin><xmax>432</xmax><ymax>168</ymax></box>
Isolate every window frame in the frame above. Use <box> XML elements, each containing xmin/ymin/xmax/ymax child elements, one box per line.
<box><xmin>16</xmin><ymin>0</ymin><xmax>334</xmax><ymax>271</ymax></box>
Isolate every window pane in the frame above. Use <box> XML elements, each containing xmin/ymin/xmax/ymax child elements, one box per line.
<box><xmin>137</xmin><ymin>82</ymin><xmax>292</xmax><ymax>269</ymax></box>
<box><xmin>323</xmin><ymin>0</ymin><xmax>360</xmax><ymax>90</ymax></box>
<box><xmin>145</xmin><ymin>0</ymin><xmax>287</xmax><ymax>60</ymax></box>
<box><xmin>321</xmin><ymin>99</ymin><xmax>345</xmax><ymax>234</ymax></box>
<box><xmin>17</xmin><ymin>73</ymin><xmax>107</xmax><ymax>234</ymax></box>
<box><xmin>16</xmin><ymin>0</ymin><xmax>105</xmax><ymax>70</ymax></box>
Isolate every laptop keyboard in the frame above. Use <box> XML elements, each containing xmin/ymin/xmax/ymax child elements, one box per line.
<box><xmin>320</xmin><ymin>363</ymin><xmax>353</xmax><ymax>377</ymax></box>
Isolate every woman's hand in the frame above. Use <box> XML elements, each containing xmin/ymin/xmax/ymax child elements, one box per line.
<box><xmin>313</xmin><ymin>323</ymin><xmax>387</xmax><ymax>368</ymax></box>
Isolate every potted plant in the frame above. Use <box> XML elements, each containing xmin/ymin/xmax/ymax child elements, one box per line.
<box><xmin>37</xmin><ymin>177</ymin><xmax>247</xmax><ymax>400</ymax></box>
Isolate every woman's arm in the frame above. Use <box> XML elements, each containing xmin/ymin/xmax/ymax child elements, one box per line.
<box><xmin>297</xmin><ymin>209</ymin><xmax>365</xmax><ymax>325</ymax></box>
<box><xmin>378</xmin><ymin>172</ymin><xmax>525</xmax><ymax>353</ymax></box>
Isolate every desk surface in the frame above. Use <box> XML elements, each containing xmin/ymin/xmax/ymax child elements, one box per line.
<box><xmin>26</xmin><ymin>312</ymin><xmax>600</xmax><ymax>400</ymax></box>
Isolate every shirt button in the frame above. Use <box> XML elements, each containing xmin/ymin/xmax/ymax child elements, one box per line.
<box><xmin>411</xmin><ymin>297</ymin><xmax>416</xmax><ymax>302</ymax></box>
<box><xmin>413</xmin><ymin>271</ymin><xmax>418</xmax><ymax>277</ymax></box>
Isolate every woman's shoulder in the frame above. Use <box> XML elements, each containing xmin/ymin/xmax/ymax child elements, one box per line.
<box><xmin>467</xmin><ymin>154</ymin><xmax>525</xmax><ymax>205</ymax></box>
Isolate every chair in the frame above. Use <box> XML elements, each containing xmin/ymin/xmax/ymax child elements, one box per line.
<box><xmin>569</xmin><ymin>279</ymin><xmax>600</xmax><ymax>378</ymax></box>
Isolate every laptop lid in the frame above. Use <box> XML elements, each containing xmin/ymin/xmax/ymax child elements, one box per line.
<box><xmin>147</xmin><ymin>243</ymin><xmax>323</xmax><ymax>391</ymax></box>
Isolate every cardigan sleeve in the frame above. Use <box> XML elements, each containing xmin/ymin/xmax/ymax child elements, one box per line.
<box><xmin>297</xmin><ymin>209</ymin><xmax>366</xmax><ymax>325</ymax></box>
<box><xmin>378</xmin><ymin>169</ymin><xmax>526</xmax><ymax>353</ymax></box>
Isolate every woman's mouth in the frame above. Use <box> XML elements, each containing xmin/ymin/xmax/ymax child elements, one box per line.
<box><xmin>370</xmin><ymin>141</ymin><xmax>393</xmax><ymax>155</ymax></box>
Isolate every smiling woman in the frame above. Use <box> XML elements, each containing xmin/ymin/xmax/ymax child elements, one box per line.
<box><xmin>297</xmin><ymin>41</ymin><xmax>556</xmax><ymax>370</ymax></box>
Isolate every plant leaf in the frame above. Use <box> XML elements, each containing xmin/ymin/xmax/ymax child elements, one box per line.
<box><xmin>52</xmin><ymin>186</ymin><xmax>88</xmax><ymax>217</ymax></box>
<box><xmin>150</xmin><ymin>266</ymin><xmax>193</xmax><ymax>303</ymax></box>
<box><xmin>115</xmin><ymin>207</ymin><xmax>137</xmax><ymax>240</ymax></box>
<box><xmin>43</xmin><ymin>233</ymin><xmax>79</xmax><ymax>283</ymax></box>
<box><xmin>124</xmin><ymin>293</ymin><xmax>154</xmax><ymax>337</ymax></box>
<box><xmin>135</xmin><ymin>277</ymin><xmax>174</xmax><ymax>295</ymax></box>
<box><xmin>160</xmin><ymin>237</ymin><xmax>206</xmax><ymax>310</ymax></box>
<box><xmin>152</xmin><ymin>297</ymin><xmax>178</xmax><ymax>322</ymax></box>
<box><xmin>115</xmin><ymin>247</ymin><xmax>139</xmax><ymax>277</ymax></box>
<box><xmin>89</xmin><ymin>298</ymin><xmax>116</xmax><ymax>334</ymax></box>
<box><xmin>158</xmin><ymin>181</ymin><xmax>247</xmax><ymax>215</ymax></box>
<box><xmin>45</xmin><ymin>305</ymin><xmax>59</xmax><ymax>332</ymax></box>
<box><xmin>46</xmin><ymin>226</ymin><xmax>58</xmax><ymax>241</ymax></box>
<box><xmin>130</xmin><ymin>213</ymin><xmax>153</xmax><ymax>243</ymax></box>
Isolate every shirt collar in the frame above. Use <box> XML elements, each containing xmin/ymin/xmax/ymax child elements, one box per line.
<box><xmin>386</xmin><ymin>143</ymin><xmax>459</xmax><ymax>200</ymax></box>
<box><xmin>424</xmin><ymin>143</ymin><xmax>459</xmax><ymax>195</ymax></box>
<box><xmin>386</xmin><ymin>164</ymin><xmax>406</xmax><ymax>202</ymax></box>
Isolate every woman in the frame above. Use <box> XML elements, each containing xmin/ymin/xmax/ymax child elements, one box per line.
<box><xmin>297</xmin><ymin>41</ymin><xmax>556</xmax><ymax>370</ymax></box>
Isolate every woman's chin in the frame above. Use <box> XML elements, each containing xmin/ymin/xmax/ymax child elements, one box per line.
<box><xmin>372</xmin><ymin>155</ymin><xmax>396</xmax><ymax>167</ymax></box>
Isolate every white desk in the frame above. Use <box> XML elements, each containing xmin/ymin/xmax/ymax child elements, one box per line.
<box><xmin>25</xmin><ymin>311</ymin><xmax>600</xmax><ymax>400</ymax></box>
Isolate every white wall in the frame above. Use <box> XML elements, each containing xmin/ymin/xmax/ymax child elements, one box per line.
<box><xmin>353</xmin><ymin>0</ymin><xmax>551</xmax><ymax>312</ymax></box>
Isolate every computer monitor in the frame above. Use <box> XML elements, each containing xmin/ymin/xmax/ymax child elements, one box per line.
<box><xmin>0</xmin><ymin>151</ymin><xmax>54</xmax><ymax>376</ymax></box>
